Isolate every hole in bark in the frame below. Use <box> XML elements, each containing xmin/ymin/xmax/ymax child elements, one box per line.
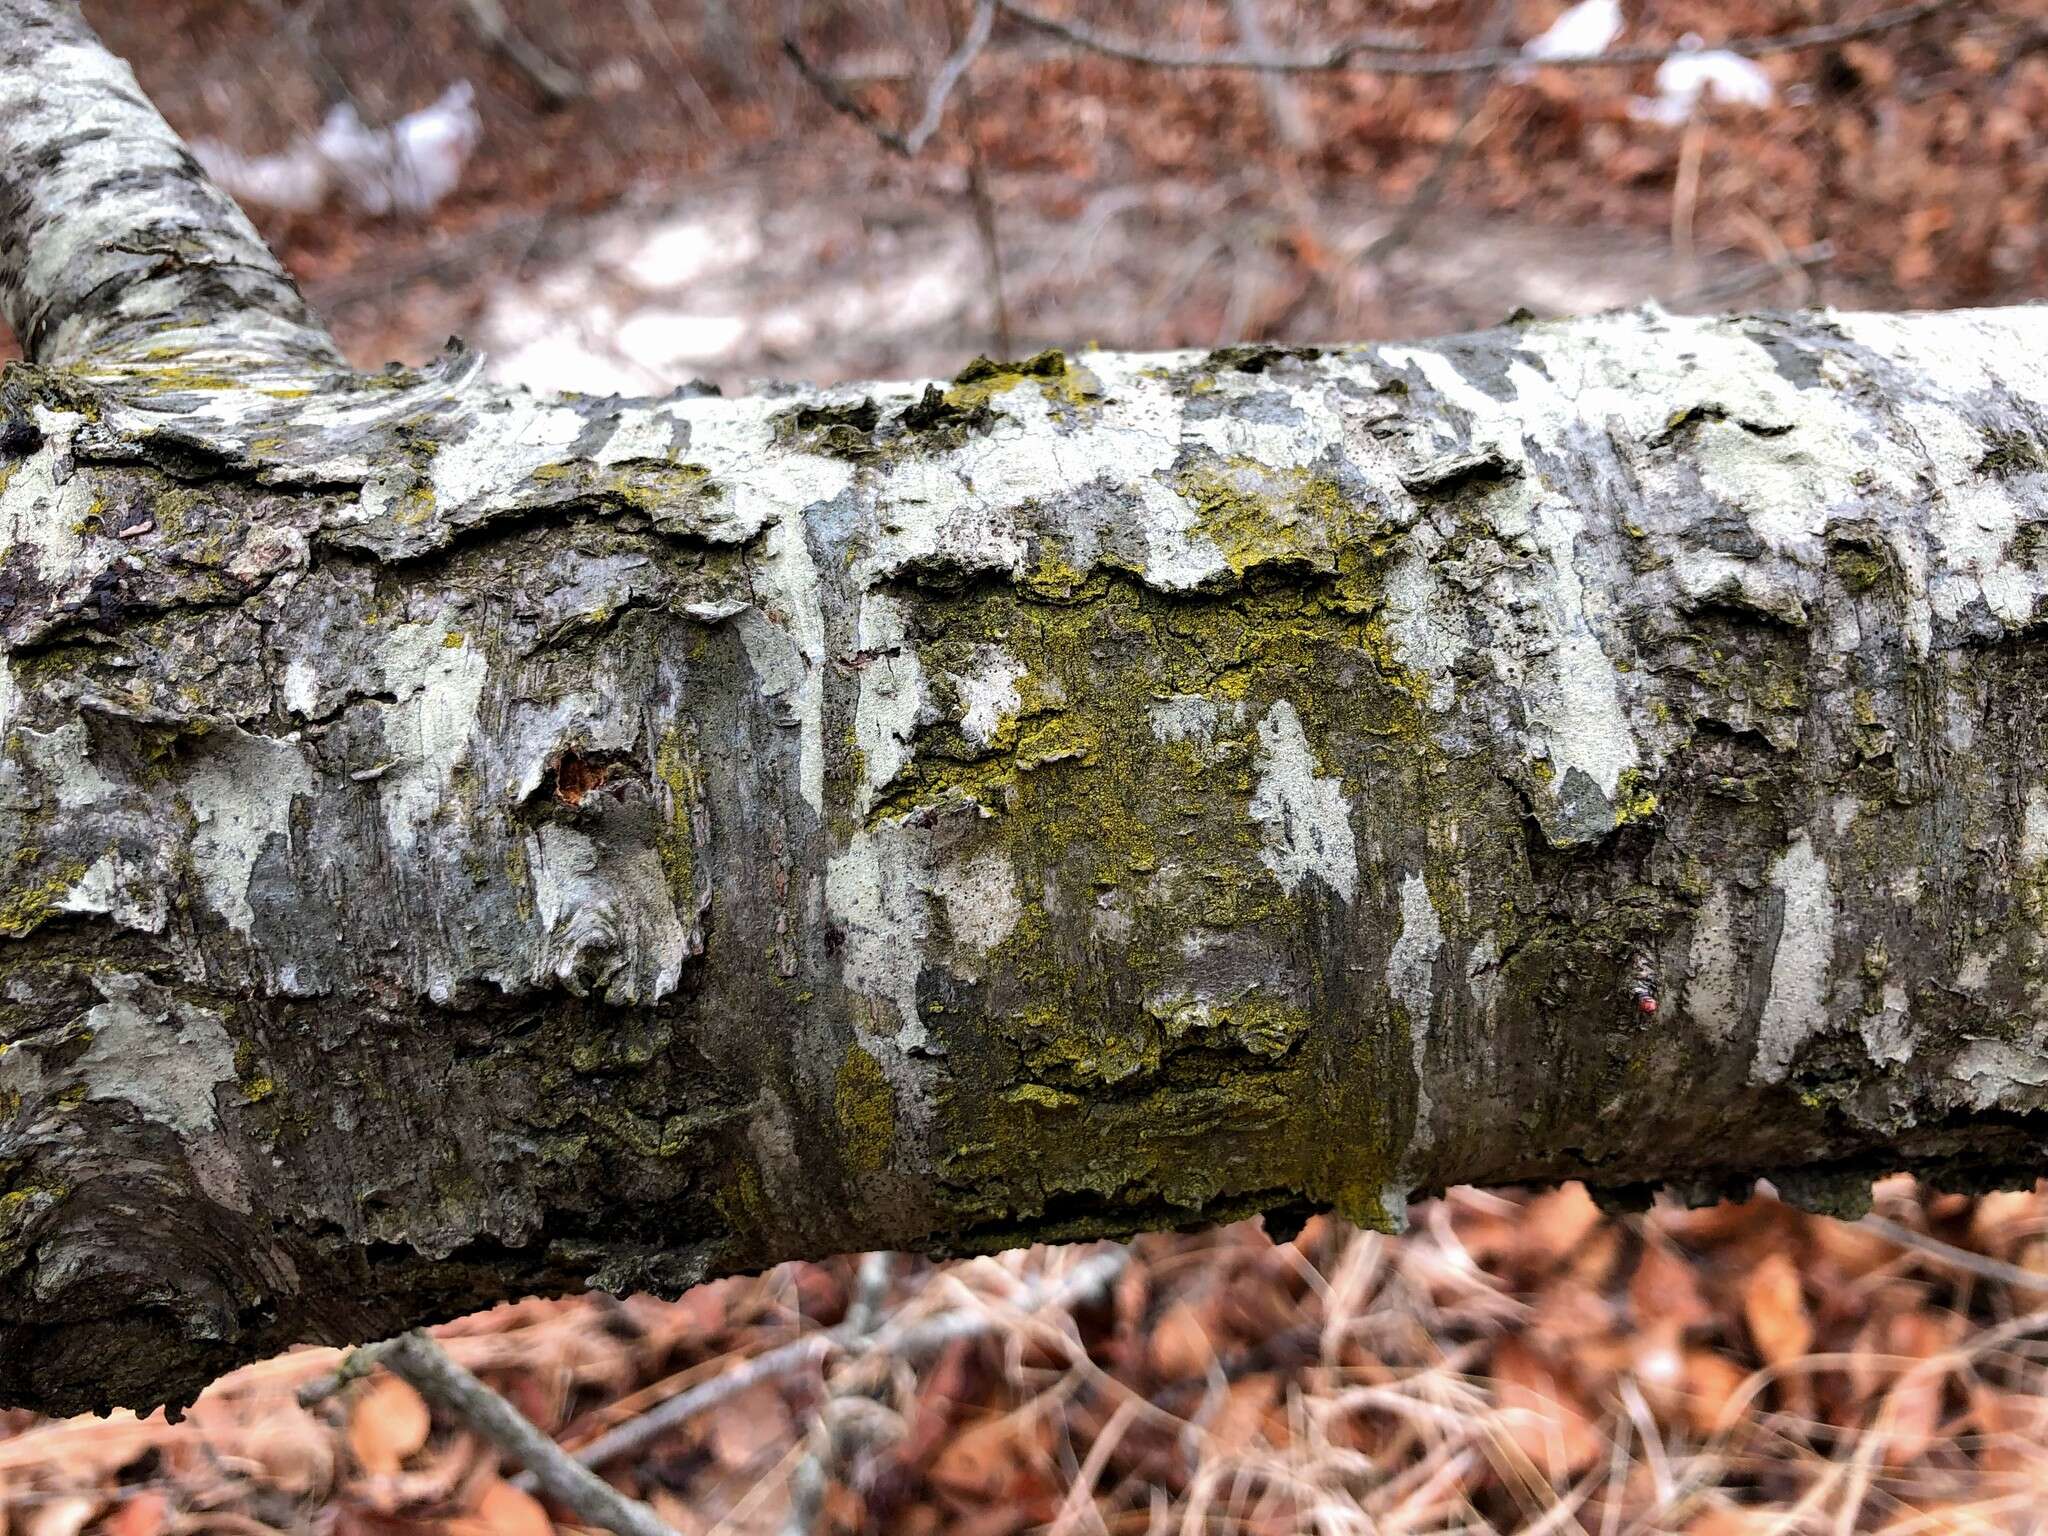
<box><xmin>546</xmin><ymin>747</ymin><xmax>637</xmax><ymax>807</ymax></box>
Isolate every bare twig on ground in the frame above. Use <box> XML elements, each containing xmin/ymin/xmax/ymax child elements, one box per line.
<box><xmin>623</xmin><ymin>0</ymin><xmax>726</xmax><ymax>134</ymax></box>
<box><xmin>992</xmin><ymin>0</ymin><xmax>1964</xmax><ymax>76</ymax></box>
<box><xmin>1671</xmin><ymin>119</ymin><xmax>1707</xmax><ymax>279</ymax></box>
<box><xmin>783</xmin><ymin>1252</ymin><xmax>898</xmax><ymax>1536</ymax></box>
<box><xmin>1861</xmin><ymin>1212</ymin><xmax>2048</xmax><ymax>1293</ymax></box>
<box><xmin>521</xmin><ymin>1247</ymin><xmax>1130</xmax><ymax>1486</ymax></box>
<box><xmin>304</xmin><ymin>1332</ymin><xmax>681</xmax><ymax>1536</ymax></box>
<box><xmin>460</xmin><ymin>0</ymin><xmax>584</xmax><ymax>108</ymax></box>
<box><xmin>965</xmin><ymin>131</ymin><xmax>1015</xmax><ymax>356</ymax></box>
<box><xmin>1659</xmin><ymin>241</ymin><xmax>1833</xmax><ymax>307</ymax></box>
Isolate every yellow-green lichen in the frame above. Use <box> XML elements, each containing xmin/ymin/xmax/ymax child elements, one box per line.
<box><xmin>0</xmin><ymin>860</ymin><xmax>87</xmax><ymax>938</ymax></box>
<box><xmin>1177</xmin><ymin>455</ymin><xmax>1391</xmax><ymax>581</ymax></box>
<box><xmin>835</xmin><ymin>1042</ymin><xmax>897</xmax><ymax>1176</ymax></box>
<box><xmin>863</xmin><ymin>521</ymin><xmax>1449</xmax><ymax>1244</ymax></box>
<box><xmin>652</xmin><ymin>727</ymin><xmax>704</xmax><ymax>932</ymax></box>
<box><xmin>1613</xmin><ymin>767</ymin><xmax>1660</xmax><ymax>823</ymax></box>
<box><xmin>943</xmin><ymin>349</ymin><xmax>1102</xmax><ymax>414</ymax></box>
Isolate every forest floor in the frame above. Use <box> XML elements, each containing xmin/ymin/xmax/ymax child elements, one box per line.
<box><xmin>8</xmin><ymin>1184</ymin><xmax>2048</xmax><ymax>1534</ymax></box>
<box><xmin>7</xmin><ymin>1</ymin><xmax>2048</xmax><ymax>1531</ymax></box>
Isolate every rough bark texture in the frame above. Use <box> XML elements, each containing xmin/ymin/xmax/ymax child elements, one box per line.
<box><xmin>2</xmin><ymin>299</ymin><xmax>2047</xmax><ymax>1414</ymax></box>
<box><xmin>0</xmin><ymin>0</ymin><xmax>337</xmax><ymax>367</ymax></box>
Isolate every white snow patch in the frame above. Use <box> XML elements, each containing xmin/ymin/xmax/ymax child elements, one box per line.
<box><xmin>609</xmin><ymin>210</ymin><xmax>762</xmax><ymax>291</ymax></box>
<box><xmin>1521</xmin><ymin>0</ymin><xmax>1622</xmax><ymax>62</ymax></box>
<box><xmin>1631</xmin><ymin>43</ymin><xmax>1774</xmax><ymax>126</ymax></box>
<box><xmin>195</xmin><ymin>80</ymin><xmax>481</xmax><ymax>216</ymax></box>
<box><xmin>616</xmin><ymin>309</ymin><xmax>749</xmax><ymax>372</ymax></box>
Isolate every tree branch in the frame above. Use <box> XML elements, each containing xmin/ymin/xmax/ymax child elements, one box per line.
<box><xmin>6</xmin><ymin>303</ymin><xmax>2048</xmax><ymax>1419</ymax></box>
<box><xmin>784</xmin><ymin>0</ymin><xmax>996</xmax><ymax>159</ymax></box>
<box><xmin>0</xmin><ymin>0</ymin><xmax>338</xmax><ymax>365</ymax></box>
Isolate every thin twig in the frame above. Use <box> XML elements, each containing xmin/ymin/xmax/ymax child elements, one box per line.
<box><xmin>460</xmin><ymin>0</ymin><xmax>584</xmax><ymax>108</ymax></box>
<box><xmin>1670</xmin><ymin>118</ymin><xmax>1706</xmax><ymax>279</ymax></box>
<box><xmin>297</xmin><ymin>1337</ymin><xmax>398</xmax><ymax>1406</ymax></box>
<box><xmin>783</xmin><ymin>1252</ymin><xmax>898</xmax><ymax>1536</ymax></box>
<box><xmin>306</xmin><ymin>1332</ymin><xmax>681</xmax><ymax>1536</ymax></box>
<box><xmin>1227</xmin><ymin>0</ymin><xmax>1312</xmax><ymax>148</ymax></box>
<box><xmin>908</xmin><ymin>0</ymin><xmax>999</xmax><ymax>154</ymax></box>
<box><xmin>527</xmin><ymin>1247</ymin><xmax>1129</xmax><ymax>1484</ymax></box>
<box><xmin>993</xmin><ymin>0</ymin><xmax>1964</xmax><ymax>76</ymax></box>
<box><xmin>964</xmin><ymin>121</ymin><xmax>1014</xmax><ymax>356</ymax></box>
<box><xmin>783</xmin><ymin>0</ymin><xmax>996</xmax><ymax>158</ymax></box>
<box><xmin>1364</xmin><ymin>0</ymin><xmax>1519</xmax><ymax>264</ymax></box>
<box><xmin>1861</xmin><ymin>1212</ymin><xmax>2048</xmax><ymax>1293</ymax></box>
<box><xmin>623</xmin><ymin>0</ymin><xmax>726</xmax><ymax>135</ymax></box>
<box><xmin>1659</xmin><ymin>241</ymin><xmax>1832</xmax><ymax>307</ymax></box>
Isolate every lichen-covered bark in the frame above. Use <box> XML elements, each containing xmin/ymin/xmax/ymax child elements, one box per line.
<box><xmin>0</xmin><ymin>0</ymin><xmax>337</xmax><ymax>367</ymax></box>
<box><xmin>1</xmin><ymin>305</ymin><xmax>2046</xmax><ymax>1416</ymax></box>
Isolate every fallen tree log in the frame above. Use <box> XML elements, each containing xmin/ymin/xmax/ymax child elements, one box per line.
<box><xmin>0</xmin><ymin>0</ymin><xmax>2045</xmax><ymax>1415</ymax></box>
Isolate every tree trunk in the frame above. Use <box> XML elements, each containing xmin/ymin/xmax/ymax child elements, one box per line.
<box><xmin>0</xmin><ymin>0</ymin><xmax>2044</xmax><ymax>1418</ymax></box>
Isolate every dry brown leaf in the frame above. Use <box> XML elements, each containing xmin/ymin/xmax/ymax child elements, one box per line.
<box><xmin>705</xmin><ymin>1379</ymin><xmax>792</xmax><ymax>1470</ymax></box>
<box><xmin>1203</xmin><ymin>1374</ymin><xmax>1282</xmax><ymax>1458</ymax></box>
<box><xmin>454</xmin><ymin>1479</ymin><xmax>552</xmax><ymax>1536</ymax></box>
<box><xmin>94</xmin><ymin>1492</ymin><xmax>169</xmax><ymax>1536</ymax></box>
<box><xmin>1741</xmin><ymin>1252</ymin><xmax>1813</xmax><ymax>1370</ymax></box>
<box><xmin>647</xmin><ymin>1487</ymin><xmax>708</xmax><ymax>1536</ymax></box>
<box><xmin>17</xmin><ymin>1497</ymin><xmax>96</xmax><ymax>1536</ymax></box>
<box><xmin>1146</xmin><ymin>1300</ymin><xmax>1216</xmax><ymax>1380</ymax></box>
<box><xmin>1521</xmin><ymin>1185</ymin><xmax>1603</xmax><ymax>1269</ymax></box>
<box><xmin>1679</xmin><ymin>1348</ymin><xmax>1751</xmax><ymax>1439</ymax></box>
<box><xmin>233</xmin><ymin>1403</ymin><xmax>335</xmax><ymax>1496</ymax></box>
<box><xmin>1491</xmin><ymin>1337</ymin><xmax>1603</xmax><ymax>1479</ymax></box>
<box><xmin>1806</xmin><ymin>1214</ymin><xmax>1897</xmax><ymax>1282</ymax></box>
<box><xmin>928</xmin><ymin>1412</ymin><xmax>1031</xmax><ymax>1502</ymax></box>
<box><xmin>1629</xmin><ymin>1240</ymin><xmax>1711</xmax><ymax>1333</ymax></box>
<box><xmin>346</xmin><ymin>1374</ymin><xmax>432</xmax><ymax>1476</ymax></box>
